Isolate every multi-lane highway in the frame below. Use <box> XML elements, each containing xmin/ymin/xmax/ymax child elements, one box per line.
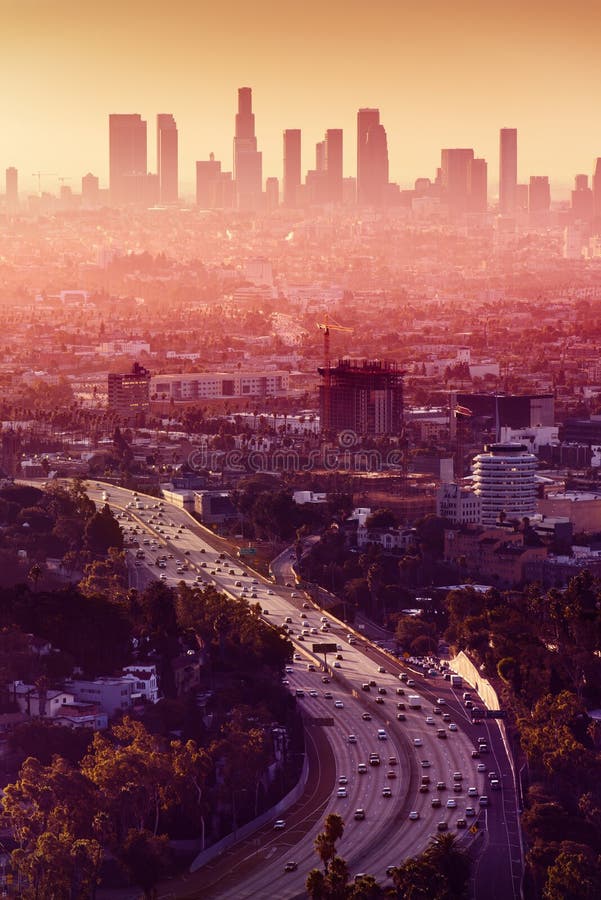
<box><xmin>85</xmin><ymin>482</ymin><xmax>522</xmax><ymax>899</ymax></box>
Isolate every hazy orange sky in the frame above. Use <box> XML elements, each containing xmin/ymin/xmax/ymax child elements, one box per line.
<box><xmin>2</xmin><ymin>0</ymin><xmax>601</xmax><ymax>197</ymax></box>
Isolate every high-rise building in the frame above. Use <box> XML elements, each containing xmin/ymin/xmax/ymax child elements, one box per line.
<box><xmin>499</xmin><ymin>128</ymin><xmax>518</xmax><ymax>214</ymax></box>
<box><xmin>593</xmin><ymin>158</ymin><xmax>601</xmax><ymax>222</ymax></box>
<box><xmin>81</xmin><ymin>173</ymin><xmax>99</xmax><ymax>207</ymax></box>
<box><xmin>5</xmin><ymin>167</ymin><xmax>18</xmax><ymax>212</ymax></box>
<box><xmin>357</xmin><ymin>108</ymin><xmax>380</xmax><ymax>206</ymax></box>
<box><xmin>468</xmin><ymin>157</ymin><xmax>487</xmax><ymax>213</ymax></box>
<box><xmin>196</xmin><ymin>154</ymin><xmax>234</xmax><ymax>208</ymax></box>
<box><xmin>318</xmin><ymin>357</ymin><xmax>404</xmax><ymax>437</ymax></box>
<box><xmin>441</xmin><ymin>148</ymin><xmax>474</xmax><ymax>216</ymax></box>
<box><xmin>528</xmin><ymin>176</ymin><xmax>551</xmax><ymax>216</ymax></box>
<box><xmin>325</xmin><ymin>129</ymin><xmax>343</xmax><ymax>203</ymax></box>
<box><xmin>265</xmin><ymin>177</ymin><xmax>279</xmax><ymax>209</ymax></box>
<box><xmin>283</xmin><ymin>129</ymin><xmax>301</xmax><ymax>206</ymax></box>
<box><xmin>109</xmin><ymin>114</ymin><xmax>147</xmax><ymax>204</ymax></box>
<box><xmin>472</xmin><ymin>443</ymin><xmax>537</xmax><ymax>525</ymax></box>
<box><xmin>233</xmin><ymin>87</ymin><xmax>262</xmax><ymax>209</ymax></box>
<box><xmin>157</xmin><ymin>113</ymin><xmax>178</xmax><ymax>203</ymax></box>
<box><xmin>108</xmin><ymin>362</ymin><xmax>151</xmax><ymax>424</ymax></box>
<box><xmin>571</xmin><ymin>174</ymin><xmax>594</xmax><ymax>221</ymax></box>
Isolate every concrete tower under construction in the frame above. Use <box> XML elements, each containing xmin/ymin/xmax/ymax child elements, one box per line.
<box><xmin>318</xmin><ymin>357</ymin><xmax>404</xmax><ymax>437</ymax></box>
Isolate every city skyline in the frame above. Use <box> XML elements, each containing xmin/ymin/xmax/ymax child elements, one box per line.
<box><xmin>2</xmin><ymin>0</ymin><xmax>601</xmax><ymax>195</ymax></box>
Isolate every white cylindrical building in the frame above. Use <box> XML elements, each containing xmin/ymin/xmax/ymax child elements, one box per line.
<box><xmin>472</xmin><ymin>442</ymin><xmax>537</xmax><ymax>525</ymax></box>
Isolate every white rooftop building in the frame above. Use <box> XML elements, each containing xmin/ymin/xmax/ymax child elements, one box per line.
<box><xmin>472</xmin><ymin>443</ymin><xmax>537</xmax><ymax>525</ymax></box>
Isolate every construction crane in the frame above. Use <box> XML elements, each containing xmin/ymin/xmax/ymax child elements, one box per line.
<box><xmin>317</xmin><ymin>314</ymin><xmax>353</xmax><ymax>436</ymax></box>
<box><xmin>32</xmin><ymin>172</ymin><xmax>58</xmax><ymax>194</ymax></box>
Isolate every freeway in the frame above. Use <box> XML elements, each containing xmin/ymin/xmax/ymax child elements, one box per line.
<box><xmin>86</xmin><ymin>482</ymin><xmax>520</xmax><ymax>899</ymax></box>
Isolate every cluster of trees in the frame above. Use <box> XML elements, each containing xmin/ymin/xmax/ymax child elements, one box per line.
<box><xmin>305</xmin><ymin>813</ymin><xmax>470</xmax><ymax>899</ymax></box>
<box><xmin>1</xmin><ymin>718</ymin><xmax>208</xmax><ymax>899</ymax></box>
<box><xmin>422</xmin><ymin>575</ymin><xmax>601</xmax><ymax>899</ymax></box>
<box><xmin>0</xmin><ymin>480</ymin><xmax>122</xmax><ymax>583</ymax></box>
<box><xmin>232</xmin><ymin>474</ymin><xmax>327</xmax><ymax>543</ymax></box>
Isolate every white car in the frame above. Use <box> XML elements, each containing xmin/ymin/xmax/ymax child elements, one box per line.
<box><xmin>449</xmin><ymin>723</ymin><xmax>458</xmax><ymax>732</ymax></box>
<box><xmin>336</xmin><ymin>788</ymin><xmax>347</xmax><ymax>798</ymax></box>
<box><xmin>334</xmin><ymin>700</ymin><xmax>344</xmax><ymax>709</ymax></box>
<box><xmin>409</xmin><ymin>811</ymin><xmax>419</xmax><ymax>820</ymax></box>
<box><xmin>425</xmin><ymin>716</ymin><xmax>435</xmax><ymax>725</ymax></box>
<box><xmin>413</xmin><ymin>737</ymin><xmax>423</xmax><ymax>747</ymax></box>
<box><xmin>348</xmin><ymin>734</ymin><xmax>357</xmax><ymax>744</ymax></box>
<box><xmin>446</xmin><ymin>799</ymin><xmax>457</xmax><ymax>808</ymax></box>
<box><xmin>274</xmin><ymin>819</ymin><xmax>286</xmax><ymax>830</ymax></box>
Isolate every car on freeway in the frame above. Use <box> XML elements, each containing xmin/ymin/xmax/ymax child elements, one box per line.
<box><xmin>436</xmin><ymin>697</ymin><xmax>446</xmax><ymax>705</ymax></box>
<box><xmin>293</xmin><ymin>653</ymin><xmax>301</xmax><ymax>660</ymax></box>
<box><xmin>307</xmin><ymin>664</ymin><xmax>316</xmax><ymax>671</ymax></box>
<box><xmin>387</xmin><ymin>770</ymin><xmax>396</xmax><ymax>779</ymax></box>
<box><xmin>348</xmin><ymin>734</ymin><xmax>357</xmax><ymax>744</ymax></box>
<box><xmin>377</xmin><ymin>666</ymin><xmax>386</xmax><ymax>673</ymax></box>
<box><xmin>442</xmin><ymin>712</ymin><xmax>451</xmax><ymax>722</ymax></box>
<box><xmin>337</xmin><ymin>788</ymin><xmax>348</xmax><ymax>798</ymax></box>
<box><xmin>437</xmin><ymin>822</ymin><xmax>448</xmax><ymax>832</ymax></box>
<box><xmin>274</xmin><ymin>819</ymin><xmax>286</xmax><ymax>830</ymax></box>
<box><xmin>449</xmin><ymin>722</ymin><xmax>458</xmax><ymax>731</ymax></box>
<box><xmin>322</xmin><ymin>676</ymin><xmax>330</xmax><ymax>683</ymax></box>
<box><xmin>357</xmin><ymin>763</ymin><xmax>368</xmax><ymax>774</ymax></box>
<box><xmin>457</xmin><ymin>818</ymin><xmax>467</xmax><ymax>829</ymax></box>
<box><xmin>436</xmin><ymin>781</ymin><xmax>446</xmax><ymax>791</ymax></box>
<box><xmin>382</xmin><ymin>787</ymin><xmax>392</xmax><ymax>798</ymax></box>
<box><xmin>396</xmin><ymin>712</ymin><xmax>406</xmax><ymax>721</ymax></box>
<box><xmin>375</xmin><ymin>696</ymin><xmax>384</xmax><ymax>704</ymax></box>
<box><xmin>309</xmin><ymin>690</ymin><xmax>318</xmax><ymax>697</ymax></box>
<box><xmin>453</xmin><ymin>772</ymin><xmax>463</xmax><ymax>781</ymax></box>
<box><xmin>338</xmin><ymin>776</ymin><xmax>348</xmax><ymax>785</ymax></box>
<box><xmin>389</xmin><ymin>756</ymin><xmax>397</xmax><ymax>766</ymax></box>
<box><xmin>413</xmin><ymin>737</ymin><xmax>423</xmax><ymax>746</ymax></box>
<box><xmin>409</xmin><ymin>811</ymin><xmax>419</xmax><ymax>820</ymax></box>
<box><xmin>284</xmin><ymin>861</ymin><xmax>298</xmax><ymax>872</ymax></box>
<box><xmin>425</xmin><ymin>716</ymin><xmax>435</xmax><ymax>725</ymax></box>
<box><xmin>421</xmin><ymin>759</ymin><xmax>431</xmax><ymax>768</ymax></box>
<box><xmin>324</xmin><ymin>692</ymin><xmax>333</xmax><ymax>699</ymax></box>
<box><xmin>479</xmin><ymin>796</ymin><xmax>489</xmax><ymax>806</ymax></box>
<box><xmin>453</xmin><ymin>784</ymin><xmax>463</xmax><ymax>793</ymax></box>
<box><xmin>447</xmin><ymin>799</ymin><xmax>457</xmax><ymax>808</ymax></box>
<box><xmin>354</xmin><ymin>808</ymin><xmax>366</xmax><ymax>820</ymax></box>
<box><xmin>362</xmin><ymin>712</ymin><xmax>372</xmax><ymax>721</ymax></box>
<box><xmin>334</xmin><ymin>700</ymin><xmax>344</xmax><ymax>708</ymax></box>
<box><xmin>465</xmin><ymin>807</ymin><xmax>476</xmax><ymax>817</ymax></box>
<box><xmin>334</xmin><ymin>662</ymin><xmax>342</xmax><ymax>668</ymax></box>
<box><xmin>471</xmin><ymin>749</ymin><xmax>481</xmax><ymax>758</ymax></box>
<box><xmin>419</xmin><ymin>784</ymin><xmax>429</xmax><ymax>793</ymax></box>
<box><xmin>477</xmin><ymin>763</ymin><xmax>487</xmax><ymax>773</ymax></box>
<box><xmin>431</xmin><ymin>797</ymin><xmax>441</xmax><ymax>808</ymax></box>
<box><xmin>468</xmin><ymin>787</ymin><xmax>478</xmax><ymax>797</ymax></box>
<box><xmin>396</xmin><ymin>687</ymin><xmax>405</xmax><ymax>695</ymax></box>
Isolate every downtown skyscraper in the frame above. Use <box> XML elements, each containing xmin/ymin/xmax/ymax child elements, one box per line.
<box><xmin>233</xmin><ymin>87</ymin><xmax>262</xmax><ymax>209</ymax></box>
<box><xmin>357</xmin><ymin>108</ymin><xmax>389</xmax><ymax>206</ymax></box>
<box><xmin>499</xmin><ymin>127</ymin><xmax>518</xmax><ymax>214</ymax></box>
<box><xmin>283</xmin><ymin>129</ymin><xmax>301</xmax><ymax>207</ymax></box>
<box><xmin>157</xmin><ymin>114</ymin><xmax>178</xmax><ymax>203</ymax></box>
<box><xmin>109</xmin><ymin>114</ymin><xmax>147</xmax><ymax>205</ymax></box>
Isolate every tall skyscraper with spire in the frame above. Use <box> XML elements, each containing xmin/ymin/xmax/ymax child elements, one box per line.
<box><xmin>157</xmin><ymin>114</ymin><xmax>178</xmax><ymax>203</ymax></box>
<box><xmin>357</xmin><ymin>109</ymin><xmax>389</xmax><ymax>205</ymax></box>
<box><xmin>499</xmin><ymin>128</ymin><xmax>518</xmax><ymax>214</ymax></box>
<box><xmin>233</xmin><ymin>87</ymin><xmax>262</xmax><ymax>209</ymax></box>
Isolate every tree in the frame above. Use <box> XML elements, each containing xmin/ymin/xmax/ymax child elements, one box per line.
<box><xmin>543</xmin><ymin>845</ymin><xmax>601</xmax><ymax>899</ymax></box>
<box><xmin>118</xmin><ymin>828</ymin><xmax>171</xmax><ymax>900</ymax></box>
<box><xmin>85</xmin><ymin>503</ymin><xmax>123</xmax><ymax>555</ymax></box>
<box><xmin>425</xmin><ymin>831</ymin><xmax>470</xmax><ymax>897</ymax></box>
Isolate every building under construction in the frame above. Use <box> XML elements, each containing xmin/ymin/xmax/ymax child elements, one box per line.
<box><xmin>318</xmin><ymin>357</ymin><xmax>404</xmax><ymax>437</ymax></box>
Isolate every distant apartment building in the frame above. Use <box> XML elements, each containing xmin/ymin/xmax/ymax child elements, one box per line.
<box><xmin>97</xmin><ymin>340</ymin><xmax>150</xmax><ymax>357</ymax></box>
<box><xmin>436</xmin><ymin>482</ymin><xmax>481</xmax><ymax>524</ymax></box>
<box><xmin>107</xmin><ymin>362</ymin><xmax>151</xmax><ymax>422</ymax></box>
<box><xmin>538</xmin><ymin>491</ymin><xmax>601</xmax><ymax>533</ymax></box>
<box><xmin>151</xmin><ymin>370</ymin><xmax>289</xmax><ymax>402</ymax></box>
<box><xmin>356</xmin><ymin>523</ymin><xmax>416</xmax><ymax>552</ymax></box>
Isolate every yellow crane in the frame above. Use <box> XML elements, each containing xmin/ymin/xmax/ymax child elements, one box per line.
<box><xmin>316</xmin><ymin>314</ymin><xmax>353</xmax><ymax>435</ymax></box>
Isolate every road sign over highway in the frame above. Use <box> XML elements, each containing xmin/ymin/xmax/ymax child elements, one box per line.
<box><xmin>312</xmin><ymin>643</ymin><xmax>337</xmax><ymax>654</ymax></box>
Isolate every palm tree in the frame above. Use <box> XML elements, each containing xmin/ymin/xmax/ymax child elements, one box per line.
<box><xmin>425</xmin><ymin>831</ymin><xmax>470</xmax><ymax>897</ymax></box>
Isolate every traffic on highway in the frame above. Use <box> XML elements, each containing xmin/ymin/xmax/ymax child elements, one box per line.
<box><xmin>89</xmin><ymin>482</ymin><xmax>522</xmax><ymax>900</ymax></box>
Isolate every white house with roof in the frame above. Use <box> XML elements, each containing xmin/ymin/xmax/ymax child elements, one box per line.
<box><xmin>65</xmin><ymin>665</ymin><xmax>159</xmax><ymax>718</ymax></box>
